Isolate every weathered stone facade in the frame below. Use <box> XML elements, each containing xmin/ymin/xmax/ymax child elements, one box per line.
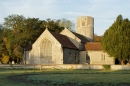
<box><xmin>60</xmin><ymin>28</ymin><xmax>81</xmax><ymax>48</ymax></box>
<box><xmin>87</xmin><ymin>51</ymin><xmax>114</xmax><ymax>64</ymax></box>
<box><xmin>85</xmin><ymin>42</ymin><xmax>114</xmax><ymax>65</ymax></box>
<box><xmin>76</xmin><ymin>16</ymin><xmax>94</xmax><ymax>42</ymax></box>
<box><xmin>79</xmin><ymin>51</ymin><xmax>87</xmax><ymax>64</ymax></box>
<box><xmin>63</xmin><ymin>48</ymin><xmax>79</xmax><ymax>64</ymax></box>
<box><xmin>28</xmin><ymin>29</ymin><xmax>63</xmax><ymax>64</ymax></box>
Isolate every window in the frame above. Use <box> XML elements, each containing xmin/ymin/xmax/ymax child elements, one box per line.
<box><xmin>101</xmin><ymin>53</ymin><xmax>105</xmax><ymax>61</ymax></box>
<box><xmin>41</xmin><ymin>39</ymin><xmax>52</xmax><ymax>58</ymax></box>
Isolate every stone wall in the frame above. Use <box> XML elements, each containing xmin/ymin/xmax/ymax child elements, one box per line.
<box><xmin>111</xmin><ymin>65</ymin><xmax>130</xmax><ymax>70</ymax></box>
<box><xmin>63</xmin><ymin>48</ymin><xmax>79</xmax><ymax>64</ymax></box>
<box><xmin>79</xmin><ymin>51</ymin><xmax>87</xmax><ymax>64</ymax></box>
<box><xmin>1</xmin><ymin>64</ymin><xmax>130</xmax><ymax>70</ymax></box>
<box><xmin>87</xmin><ymin>50</ymin><xmax>114</xmax><ymax>65</ymax></box>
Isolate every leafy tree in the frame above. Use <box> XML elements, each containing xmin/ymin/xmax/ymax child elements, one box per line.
<box><xmin>94</xmin><ymin>34</ymin><xmax>102</xmax><ymax>42</ymax></box>
<box><xmin>13</xmin><ymin>44</ymin><xmax>23</xmax><ymax>63</ymax></box>
<box><xmin>59</xmin><ymin>18</ymin><xmax>74</xmax><ymax>31</ymax></box>
<box><xmin>0</xmin><ymin>24</ymin><xmax>3</xmax><ymax>53</ymax></box>
<box><xmin>1</xmin><ymin>53</ymin><xmax>9</xmax><ymax>64</ymax></box>
<box><xmin>0</xmin><ymin>24</ymin><xmax>8</xmax><ymax>62</ymax></box>
<box><xmin>3</xmin><ymin>14</ymin><xmax>26</xmax><ymax>62</ymax></box>
<box><xmin>101</xmin><ymin>15</ymin><xmax>130</xmax><ymax>64</ymax></box>
<box><xmin>0</xmin><ymin>25</ymin><xmax>3</xmax><ymax>61</ymax></box>
<box><xmin>45</xmin><ymin>18</ymin><xmax>64</xmax><ymax>33</ymax></box>
<box><xmin>20</xmin><ymin>18</ymin><xmax>42</xmax><ymax>44</ymax></box>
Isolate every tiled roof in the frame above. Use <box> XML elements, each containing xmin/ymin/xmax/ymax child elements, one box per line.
<box><xmin>50</xmin><ymin>32</ymin><xmax>78</xmax><ymax>50</ymax></box>
<box><xmin>72</xmin><ymin>32</ymin><xmax>90</xmax><ymax>51</ymax></box>
<box><xmin>72</xmin><ymin>32</ymin><xmax>90</xmax><ymax>43</ymax></box>
<box><xmin>85</xmin><ymin>42</ymin><xmax>102</xmax><ymax>50</ymax></box>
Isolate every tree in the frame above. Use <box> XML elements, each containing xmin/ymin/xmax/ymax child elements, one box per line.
<box><xmin>20</xmin><ymin>17</ymin><xmax>42</xmax><ymax>44</ymax></box>
<box><xmin>1</xmin><ymin>53</ymin><xmax>9</xmax><ymax>64</ymax></box>
<box><xmin>0</xmin><ymin>24</ymin><xmax>10</xmax><ymax>63</ymax></box>
<box><xmin>101</xmin><ymin>14</ymin><xmax>130</xmax><ymax>64</ymax></box>
<box><xmin>3</xmin><ymin>14</ymin><xmax>26</xmax><ymax>63</ymax></box>
<box><xmin>0</xmin><ymin>25</ymin><xmax>3</xmax><ymax>61</ymax></box>
<box><xmin>13</xmin><ymin>44</ymin><xmax>23</xmax><ymax>64</ymax></box>
<box><xmin>45</xmin><ymin>18</ymin><xmax>64</xmax><ymax>33</ymax></box>
<box><xmin>94</xmin><ymin>34</ymin><xmax>102</xmax><ymax>42</ymax></box>
<box><xmin>0</xmin><ymin>24</ymin><xmax>3</xmax><ymax>54</ymax></box>
<box><xmin>59</xmin><ymin>18</ymin><xmax>74</xmax><ymax>31</ymax></box>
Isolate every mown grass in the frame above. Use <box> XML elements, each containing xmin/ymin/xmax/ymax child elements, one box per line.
<box><xmin>0</xmin><ymin>68</ymin><xmax>130</xmax><ymax>86</ymax></box>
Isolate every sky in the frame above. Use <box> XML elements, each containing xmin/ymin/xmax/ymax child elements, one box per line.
<box><xmin>0</xmin><ymin>0</ymin><xmax>130</xmax><ymax>35</ymax></box>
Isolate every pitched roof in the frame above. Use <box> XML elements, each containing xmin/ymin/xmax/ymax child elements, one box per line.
<box><xmin>72</xmin><ymin>32</ymin><xmax>90</xmax><ymax>51</ymax></box>
<box><xmin>85</xmin><ymin>42</ymin><xmax>102</xmax><ymax>50</ymax></box>
<box><xmin>72</xmin><ymin>32</ymin><xmax>90</xmax><ymax>43</ymax></box>
<box><xmin>50</xmin><ymin>32</ymin><xmax>78</xmax><ymax>49</ymax></box>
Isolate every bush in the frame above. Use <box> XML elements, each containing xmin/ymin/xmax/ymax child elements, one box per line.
<box><xmin>102</xmin><ymin>65</ymin><xmax>111</xmax><ymax>70</ymax></box>
<box><xmin>1</xmin><ymin>54</ymin><xmax>9</xmax><ymax>64</ymax></box>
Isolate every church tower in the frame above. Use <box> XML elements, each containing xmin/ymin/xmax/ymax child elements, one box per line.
<box><xmin>76</xmin><ymin>16</ymin><xmax>94</xmax><ymax>42</ymax></box>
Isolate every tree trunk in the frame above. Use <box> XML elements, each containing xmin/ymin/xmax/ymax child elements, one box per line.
<box><xmin>17</xmin><ymin>58</ymin><xmax>19</xmax><ymax>64</ymax></box>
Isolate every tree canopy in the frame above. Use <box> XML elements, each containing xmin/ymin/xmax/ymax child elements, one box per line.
<box><xmin>101</xmin><ymin>14</ymin><xmax>130</xmax><ymax>64</ymax></box>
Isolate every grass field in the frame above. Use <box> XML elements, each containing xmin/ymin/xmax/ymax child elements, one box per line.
<box><xmin>0</xmin><ymin>68</ymin><xmax>130</xmax><ymax>86</ymax></box>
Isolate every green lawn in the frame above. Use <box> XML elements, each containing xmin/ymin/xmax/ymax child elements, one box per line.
<box><xmin>0</xmin><ymin>68</ymin><xmax>130</xmax><ymax>86</ymax></box>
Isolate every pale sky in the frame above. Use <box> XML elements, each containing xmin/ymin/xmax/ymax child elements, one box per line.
<box><xmin>0</xmin><ymin>0</ymin><xmax>130</xmax><ymax>35</ymax></box>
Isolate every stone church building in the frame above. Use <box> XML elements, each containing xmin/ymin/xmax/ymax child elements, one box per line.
<box><xmin>24</xmin><ymin>16</ymin><xmax>114</xmax><ymax>65</ymax></box>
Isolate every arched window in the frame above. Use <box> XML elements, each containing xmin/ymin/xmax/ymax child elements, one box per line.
<box><xmin>41</xmin><ymin>39</ymin><xmax>52</xmax><ymax>58</ymax></box>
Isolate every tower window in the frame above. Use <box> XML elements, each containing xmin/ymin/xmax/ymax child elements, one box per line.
<box><xmin>101</xmin><ymin>53</ymin><xmax>105</xmax><ymax>61</ymax></box>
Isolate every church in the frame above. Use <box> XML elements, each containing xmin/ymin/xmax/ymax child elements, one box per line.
<box><xmin>23</xmin><ymin>16</ymin><xmax>114</xmax><ymax>65</ymax></box>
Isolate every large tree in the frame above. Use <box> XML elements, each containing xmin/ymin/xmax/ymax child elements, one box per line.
<box><xmin>101</xmin><ymin>15</ymin><xmax>130</xmax><ymax>64</ymax></box>
<box><xmin>3</xmin><ymin>14</ymin><xmax>26</xmax><ymax>62</ymax></box>
<box><xmin>2</xmin><ymin>15</ymin><xmax>42</xmax><ymax>63</ymax></box>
